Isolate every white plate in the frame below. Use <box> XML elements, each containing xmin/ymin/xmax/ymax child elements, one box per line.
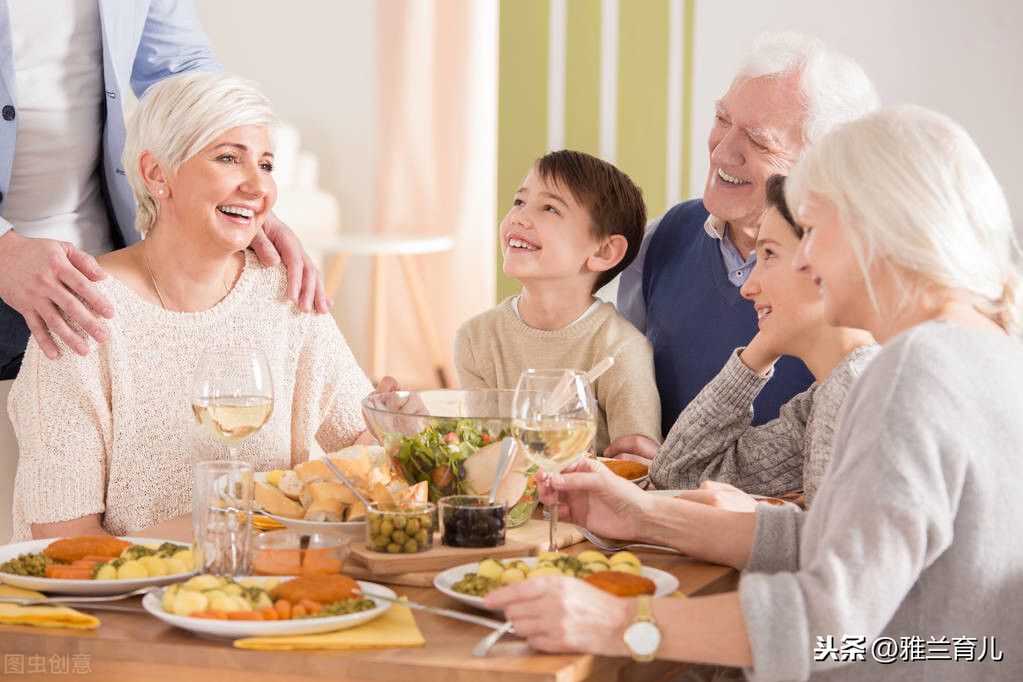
<box><xmin>646</xmin><ymin>489</ymin><xmax>792</xmax><ymax>506</ymax></box>
<box><xmin>0</xmin><ymin>537</ymin><xmax>195</xmax><ymax>595</ymax></box>
<box><xmin>596</xmin><ymin>457</ymin><xmax>649</xmax><ymax>486</ymax></box>
<box><xmin>254</xmin><ymin>472</ymin><xmax>366</xmax><ymax>538</ymax></box>
<box><xmin>142</xmin><ymin>577</ymin><xmax>395</xmax><ymax>639</ymax></box>
<box><xmin>434</xmin><ymin>557</ymin><xmax>679</xmax><ymax>612</ymax></box>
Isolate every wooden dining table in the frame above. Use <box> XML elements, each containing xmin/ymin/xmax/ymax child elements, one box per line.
<box><xmin>1</xmin><ymin>516</ymin><xmax>737</xmax><ymax>682</ymax></box>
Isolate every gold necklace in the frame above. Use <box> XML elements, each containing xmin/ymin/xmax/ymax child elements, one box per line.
<box><xmin>141</xmin><ymin>241</ymin><xmax>230</xmax><ymax>311</ymax></box>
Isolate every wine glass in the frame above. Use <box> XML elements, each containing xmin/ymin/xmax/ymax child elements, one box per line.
<box><xmin>512</xmin><ymin>368</ymin><xmax>597</xmax><ymax>551</ymax></box>
<box><xmin>189</xmin><ymin>347</ymin><xmax>274</xmax><ymax>460</ymax></box>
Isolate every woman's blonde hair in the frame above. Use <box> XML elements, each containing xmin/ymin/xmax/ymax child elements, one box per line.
<box><xmin>786</xmin><ymin>105</ymin><xmax>1022</xmax><ymax>335</ymax></box>
<box><xmin>123</xmin><ymin>72</ymin><xmax>278</xmax><ymax>237</ymax></box>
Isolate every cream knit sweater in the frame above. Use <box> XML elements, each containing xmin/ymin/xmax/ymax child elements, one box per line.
<box><xmin>454</xmin><ymin>297</ymin><xmax>661</xmax><ymax>455</ymax></box>
<box><xmin>8</xmin><ymin>252</ymin><xmax>373</xmax><ymax>541</ymax></box>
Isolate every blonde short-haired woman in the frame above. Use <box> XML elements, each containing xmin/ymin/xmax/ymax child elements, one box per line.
<box><xmin>487</xmin><ymin>106</ymin><xmax>1023</xmax><ymax>682</ymax></box>
<box><xmin>9</xmin><ymin>73</ymin><xmax>379</xmax><ymax>541</ymax></box>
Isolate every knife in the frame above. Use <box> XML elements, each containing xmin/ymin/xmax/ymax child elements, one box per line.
<box><xmin>356</xmin><ymin>589</ymin><xmax>511</xmax><ymax>632</ymax></box>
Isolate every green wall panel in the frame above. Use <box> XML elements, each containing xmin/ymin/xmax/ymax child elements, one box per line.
<box><xmin>617</xmin><ymin>0</ymin><xmax>670</xmax><ymax>219</ymax></box>
<box><xmin>496</xmin><ymin>0</ymin><xmax>549</xmax><ymax>302</ymax></box>
<box><xmin>564</xmin><ymin>0</ymin><xmax>601</xmax><ymax>155</ymax></box>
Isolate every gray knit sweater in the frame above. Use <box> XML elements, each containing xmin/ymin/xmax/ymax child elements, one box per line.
<box><xmin>739</xmin><ymin>321</ymin><xmax>1023</xmax><ymax>681</ymax></box>
<box><xmin>650</xmin><ymin>345</ymin><xmax>878</xmax><ymax>506</ymax></box>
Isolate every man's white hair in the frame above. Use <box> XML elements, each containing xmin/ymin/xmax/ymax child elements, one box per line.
<box><xmin>786</xmin><ymin>105</ymin><xmax>1022</xmax><ymax>335</ymax></box>
<box><xmin>736</xmin><ymin>31</ymin><xmax>880</xmax><ymax>146</ymax></box>
<box><xmin>123</xmin><ymin>71</ymin><xmax>278</xmax><ymax>237</ymax></box>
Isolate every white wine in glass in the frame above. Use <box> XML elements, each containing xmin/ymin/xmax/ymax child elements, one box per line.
<box><xmin>512</xmin><ymin>369</ymin><xmax>597</xmax><ymax>551</ymax></box>
<box><xmin>190</xmin><ymin>347</ymin><xmax>274</xmax><ymax>459</ymax></box>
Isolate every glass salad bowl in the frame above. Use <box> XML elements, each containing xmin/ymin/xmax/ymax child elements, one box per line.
<box><xmin>362</xmin><ymin>390</ymin><xmax>536</xmax><ymax>526</ymax></box>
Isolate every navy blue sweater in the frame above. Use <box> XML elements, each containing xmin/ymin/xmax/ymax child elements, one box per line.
<box><xmin>643</xmin><ymin>199</ymin><xmax>814</xmax><ymax>436</ymax></box>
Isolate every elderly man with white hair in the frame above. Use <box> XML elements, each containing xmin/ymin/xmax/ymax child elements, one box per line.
<box><xmin>614</xmin><ymin>32</ymin><xmax>879</xmax><ymax>455</ymax></box>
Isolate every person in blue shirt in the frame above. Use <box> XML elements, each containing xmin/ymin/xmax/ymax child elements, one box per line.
<box><xmin>612</xmin><ymin>31</ymin><xmax>878</xmax><ymax>455</ymax></box>
<box><xmin>0</xmin><ymin>0</ymin><xmax>326</xmax><ymax>380</ymax></box>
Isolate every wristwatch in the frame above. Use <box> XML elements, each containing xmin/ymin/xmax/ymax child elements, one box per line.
<box><xmin>623</xmin><ymin>595</ymin><xmax>661</xmax><ymax>662</ymax></box>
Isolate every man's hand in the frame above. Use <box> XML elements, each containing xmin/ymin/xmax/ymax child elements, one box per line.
<box><xmin>602</xmin><ymin>434</ymin><xmax>659</xmax><ymax>463</ymax></box>
<box><xmin>249</xmin><ymin>212</ymin><xmax>330</xmax><ymax>314</ymax></box>
<box><xmin>0</xmin><ymin>231</ymin><xmax>113</xmax><ymax>359</ymax></box>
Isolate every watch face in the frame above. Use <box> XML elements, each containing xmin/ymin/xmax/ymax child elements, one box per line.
<box><xmin>625</xmin><ymin>621</ymin><xmax>661</xmax><ymax>657</ymax></box>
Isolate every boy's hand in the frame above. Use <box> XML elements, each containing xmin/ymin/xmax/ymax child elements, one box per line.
<box><xmin>602</xmin><ymin>435</ymin><xmax>659</xmax><ymax>463</ymax></box>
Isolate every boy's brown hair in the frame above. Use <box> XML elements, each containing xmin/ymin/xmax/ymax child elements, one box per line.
<box><xmin>535</xmin><ymin>150</ymin><xmax>646</xmax><ymax>293</ymax></box>
<box><xmin>765</xmin><ymin>174</ymin><xmax>803</xmax><ymax>238</ymax></box>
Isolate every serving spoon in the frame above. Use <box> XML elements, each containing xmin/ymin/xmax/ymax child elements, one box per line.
<box><xmin>323</xmin><ymin>457</ymin><xmax>373</xmax><ymax>509</ymax></box>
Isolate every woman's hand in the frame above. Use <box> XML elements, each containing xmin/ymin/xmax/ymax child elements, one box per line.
<box><xmin>737</xmin><ymin>331</ymin><xmax>783</xmax><ymax>376</ymax></box>
<box><xmin>673</xmin><ymin>480</ymin><xmax>760</xmax><ymax>512</ymax></box>
<box><xmin>483</xmin><ymin>575</ymin><xmax>631</xmax><ymax>655</ymax></box>
<box><xmin>538</xmin><ymin>457</ymin><xmax>651</xmax><ymax>541</ymax></box>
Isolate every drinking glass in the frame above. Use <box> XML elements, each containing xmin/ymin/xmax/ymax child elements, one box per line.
<box><xmin>189</xmin><ymin>347</ymin><xmax>274</xmax><ymax>459</ymax></box>
<box><xmin>512</xmin><ymin>369</ymin><xmax>597</xmax><ymax>551</ymax></box>
<box><xmin>193</xmin><ymin>460</ymin><xmax>255</xmax><ymax>576</ymax></box>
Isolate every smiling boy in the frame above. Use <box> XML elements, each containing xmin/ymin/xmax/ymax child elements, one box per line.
<box><xmin>454</xmin><ymin>150</ymin><xmax>661</xmax><ymax>459</ymax></box>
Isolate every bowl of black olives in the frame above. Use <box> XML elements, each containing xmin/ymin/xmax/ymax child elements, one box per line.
<box><xmin>439</xmin><ymin>495</ymin><xmax>507</xmax><ymax>548</ymax></box>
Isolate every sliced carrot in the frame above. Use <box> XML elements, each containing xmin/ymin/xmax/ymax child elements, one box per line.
<box><xmin>297</xmin><ymin>598</ymin><xmax>322</xmax><ymax>615</ymax></box>
<box><xmin>70</xmin><ymin>558</ymin><xmax>104</xmax><ymax>570</ymax></box>
<box><xmin>291</xmin><ymin>605</ymin><xmax>307</xmax><ymax>619</ymax></box>
<box><xmin>189</xmin><ymin>611</ymin><xmax>218</xmax><ymax>619</ymax></box>
<box><xmin>274</xmin><ymin>598</ymin><xmax>292</xmax><ymax>620</ymax></box>
<box><xmin>45</xmin><ymin>564</ymin><xmax>91</xmax><ymax>580</ymax></box>
<box><xmin>259</xmin><ymin>606</ymin><xmax>278</xmax><ymax>621</ymax></box>
<box><xmin>226</xmin><ymin>610</ymin><xmax>264</xmax><ymax>621</ymax></box>
<box><xmin>79</xmin><ymin>555</ymin><xmax>119</xmax><ymax>563</ymax></box>
<box><xmin>206</xmin><ymin>609</ymin><xmax>228</xmax><ymax>620</ymax></box>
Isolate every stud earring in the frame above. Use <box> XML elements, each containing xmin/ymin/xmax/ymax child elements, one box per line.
<box><xmin>157</xmin><ymin>188</ymin><xmax>166</xmax><ymax>196</ymax></box>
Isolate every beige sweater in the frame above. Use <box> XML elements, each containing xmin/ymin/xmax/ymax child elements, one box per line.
<box><xmin>8</xmin><ymin>252</ymin><xmax>373</xmax><ymax>541</ymax></box>
<box><xmin>454</xmin><ymin>297</ymin><xmax>661</xmax><ymax>454</ymax></box>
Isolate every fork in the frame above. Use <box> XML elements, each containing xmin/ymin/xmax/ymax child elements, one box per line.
<box><xmin>473</xmin><ymin>620</ymin><xmax>516</xmax><ymax>657</ymax></box>
<box><xmin>575</xmin><ymin>525</ymin><xmax>686</xmax><ymax>554</ymax></box>
<box><xmin>0</xmin><ymin>585</ymin><xmax>156</xmax><ymax>606</ymax></box>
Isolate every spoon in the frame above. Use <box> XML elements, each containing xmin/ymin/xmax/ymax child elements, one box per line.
<box><xmin>323</xmin><ymin>458</ymin><xmax>373</xmax><ymax>508</ymax></box>
<box><xmin>488</xmin><ymin>438</ymin><xmax>517</xmax><ymax>505</ymax></box>
<box><xmin>546</xmin><ymin>356</ymin><xmax>616</xmax><ymax>414</ymax></box>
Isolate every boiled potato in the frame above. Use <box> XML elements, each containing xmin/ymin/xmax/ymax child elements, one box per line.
<box><xmin>162</xmin><ymin>584</ymin><xmax>181</xmax><ymax>612</ymax></box>
<box><xmin>172</xmin><ymin>549</ymin><xmax>193</xmax><ymax>569</ymax></box>
<box><xmin>138</xmin><ymin>556</ymin><xmax>167</xmax><ymax>577</ymax></box>
<box><xmin>208</xmin><ymin>592</ymin><xmax>238</xmax><ymax>613</ymax></box>
<box><xmin>509</xmin><ymin>560</ymin><xmax>531</xmax><ymax>573</ymax></box>
<box><xmin>576</xmin><ymin>550</ymin><xmax>607</xmax><ymax>564</ymax></box>
<box><xmin>163</xmin><ymin>558</ymin><xmax>188</xmax><ymax>575</ymax></box>
<box><xmin>610</xmin><ymin>562</ymin><xmax>642</xmax><ymax>576</ymax></box>
<box><xmin>608</xmin><ymin>551</ymin><xmax>640</xmax><ymax>567</ymax></box>
<box><xmin>500</xmin><ymin>568</ymin><xmax>526</xmax><ymax>584</ymax></box>
<box><xmin>93</xmin><ymin>563</ymin><xmax>117</xmax><ymax>580</ymax></box>
<box><xmin>584</xmin><ymin>562</ymin><xmax>610</xmax><ymax>574</ymax></box>
<box><xmin>223</xmin><ymin>582</ymin><xmax>244</xmax><ymax>596</ymax></box>
<box><xmin>536</xmin><ymin>551</ymin><xmax>560</xmax><ymax>562</ymax></box>
<box><xmin>527</xmin><ymin>565</ymin><xmax>562</xmax><ymax>578</ymax></box>
<box><xmin>116</xmin><ymin>560</ymin><xmax>147</xmax><ymax>580</ymax></box>
<box><xmin>171</xmin><ymin>590</ymin><xmax>208</xmax><ymax>616</ymax></box>
<box><xmin>261</xmin><ymin>578</ymin><xmax>281</xmax><ymax>591</ymax></box>
<box><xmin>184</xmin><ymin>575</ymin><xmax>221</xmax><ymax>592</ymax></box>
<box><xmin>477</xmin><ymin>559</ymin><xmax>505</xmax><ymax>581</ymax></box>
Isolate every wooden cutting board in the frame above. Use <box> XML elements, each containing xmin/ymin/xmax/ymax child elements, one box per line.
<box><xmin>347</xmin><ymin>519</ymin><xmax>584</xmax><ymax>576</ymax></box>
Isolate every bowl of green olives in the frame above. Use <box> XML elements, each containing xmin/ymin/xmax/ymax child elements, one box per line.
<box><xmin>365</xmin><ymin>501</ymin><xmax>436</xmax><ymax>554</ymax></box>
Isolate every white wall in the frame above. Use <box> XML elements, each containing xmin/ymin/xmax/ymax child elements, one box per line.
<box><xmin>194</xmin><ymin>0</ymin><xmax>378</xmax><ymax>360</ymax></box>
<box><xmin>689</xmin><ymin>0</ymin><xmax>1023</xmax><ymax>232</ymax></box>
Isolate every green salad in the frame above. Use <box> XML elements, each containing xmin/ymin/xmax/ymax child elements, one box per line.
<box><xmin>389</xmin><ymin>418</ymin><xmax>506</xmax><ymax>501</ymax></box>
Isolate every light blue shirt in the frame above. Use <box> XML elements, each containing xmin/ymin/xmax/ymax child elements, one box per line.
<box><xmin>617</xmin><ymin>209</ymin><xmax>757</xmax><ymax>333</ymax></box>
<box><xmin>0</xmin><ymin>0</ymin><xmax>219</xmax><ymax>247</ymax></box>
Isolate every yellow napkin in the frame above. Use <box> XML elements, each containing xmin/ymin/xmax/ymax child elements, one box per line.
<box><xmin>233</xmin><ymin>602</ymin><xmax>424</xmax><ymax>651</ymax></box>
<box><xmin>253</xmin><ymin>515</ymin><xmax>286</xmax><ymax>531</ymax></box>
<box><xmin>0</xmin><ymin>585</ymin><xmax>100</xmax><ymax>630</ymax></box>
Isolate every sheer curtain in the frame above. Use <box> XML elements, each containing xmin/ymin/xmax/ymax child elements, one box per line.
<box><xmin>372</xmin><ymin>0</ymin><xmax>498</xmax><ymax>388</ymax></box>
